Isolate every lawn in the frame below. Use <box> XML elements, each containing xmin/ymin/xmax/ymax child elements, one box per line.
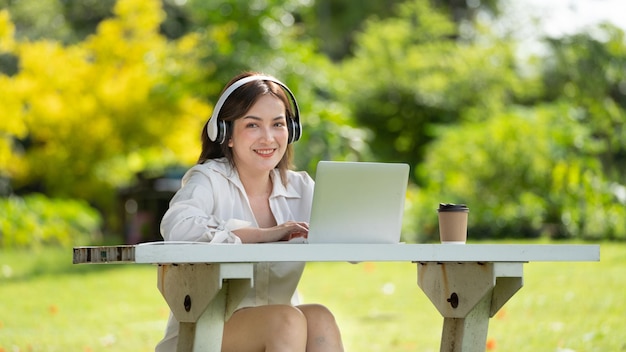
<box><xmin>0</xmin><ymin>241</ymin><xmax>623</xmax><ymax>351</ymax></box>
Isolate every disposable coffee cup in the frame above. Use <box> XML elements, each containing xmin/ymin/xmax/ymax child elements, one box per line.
<box><xmin>437</xmin><ymin>203</ymin><xmax>469</xmax><ymax>244</ymax></box>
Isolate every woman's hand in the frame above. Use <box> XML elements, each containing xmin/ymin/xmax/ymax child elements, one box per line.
<box><xmin>271</xmin><ymin>221</ymin><xmax>309</xmax><ymax>242</ymax></box>
<box><xmin>233</xmin><ymin>221</ymin><xmax>309</xmax><ymax>243</ymax></box>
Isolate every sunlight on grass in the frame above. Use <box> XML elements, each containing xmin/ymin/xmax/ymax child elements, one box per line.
<box><xmin>484</xmin><ymin>243</ymin><xmax>625</xmax><ymax>351</ymax></box>
<box><xmin>299</xmin><ymin>261</ymin><xmax>442</xmax><ymax>352</ymax></box>
<box><xmin>0</xmin><ymin>248</ymin><xmax>167</xmax><ymax>351</ymax></box>
<box><xmin>0</xmin><ymin>242</ymin><xmax>623</xmax><ymax>351</ymax></box>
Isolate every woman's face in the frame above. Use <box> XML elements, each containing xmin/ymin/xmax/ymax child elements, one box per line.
<box><xmin>228</xmin><ymin>94</ymin><xmax>289</xmax><ymax>176</ymax></box>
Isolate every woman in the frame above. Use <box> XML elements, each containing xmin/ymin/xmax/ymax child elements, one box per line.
<box><xmin>155</xmin><ymin>72</ymin><xmax>344</xmax><ymax>351</ymax></box>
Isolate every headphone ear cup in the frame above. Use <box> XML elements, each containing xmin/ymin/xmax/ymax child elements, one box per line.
<box><xmin>215</xmin><ymin>119</ymin><xmax>227</xmax><ymax>144</ymax></box>
<box><xmin>287</xmin><ymin>117</ymin><xmax>302</xmax><ymax>144</ymax></box>
<box><xmin>287</xmin><ymin>117</ymin><xmax>295</xmax><ymax>144</ymax></box>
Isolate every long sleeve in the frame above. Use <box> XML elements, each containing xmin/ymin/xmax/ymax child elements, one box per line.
<box><xmin>160</xmin><ymin>164</ymin><xmax>251</xmax><ymax>243</ymax></box>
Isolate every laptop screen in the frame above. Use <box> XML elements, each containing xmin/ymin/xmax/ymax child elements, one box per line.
<box><xmin>307</xmin><ymin>161</ymin><xmax>410</xmax><ymax>244</ymax></box>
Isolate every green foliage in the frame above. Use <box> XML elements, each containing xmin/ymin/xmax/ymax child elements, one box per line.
<box><xmin>298</xmin><ymin>0</ymin><xmax>501</xmax><ymax>60</ymax></box>
<box><xmin>298</xmin><ymin>0</ymin><xmax>405</xmax><ymax>60</ymax></box>
<box><xmin>542</xmin><ymin>25</ymin><xmax>626</xmax><ymax>178</ymax></box>
<box><xmin>1</xmin><ymin>0</ymin><xmax>625</xmax><ymax>242</ymax></box>
<box><xmin>0</xmin><ymin>194</ymin><xmax>102</xmax><ymax>248</ymax></box>
<box><xmin>1</xmin><ymin>0</ymin><xmax>210</xmax><ymax>210</ymax></box>
<box><xmin>0</xmin><ymin>0</ymin><xmax>75</xmax><ymax>42</ymax></box>
<box><xmin>179</xmin><ymin>0</ymin><xmax>317</xmax><ymax>83</ymax></box>
<box><xmin>0</xmin><ymin>0</ymin><xmax>371</xmax><ymax>238</ymax></box>
<box><xmin>406</xmin><ymin>103</ymin><xmax>626</xmax><ymax>242</ymax></box>
<box><xmin>338</xmin><ymin>0</ymin><xmax>523</xmax><ymax>180</ymax></box>
<box><xmin>335</xmin><ymin>1</ymin><xmax>626</xmax><ymax>241</ymax></box>
<box><xmin>0</xmin><ymin>0</ymin><xmax>364</xmax><ymax>199</ymax></box>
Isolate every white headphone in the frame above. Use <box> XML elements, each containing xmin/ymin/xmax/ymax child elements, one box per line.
<box><xmin>207</xmin><ymin>75</ymin><xmax>302</xmax><ymax>144</ymax></box>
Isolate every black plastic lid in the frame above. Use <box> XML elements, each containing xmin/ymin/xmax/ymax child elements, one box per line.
<box><xmin>437</xmin><ymin>203</ymin><xmax>469</xmax><ymax>212</ymax></box>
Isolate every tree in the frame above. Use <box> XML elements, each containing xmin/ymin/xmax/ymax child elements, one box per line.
<box><xmin>541</xmin><ymin>25</ymin><xmax>626</xmax><ymax>180</ymax></box>
<box><xmin>1</xmin><ymin>0</ymin><xmax>209</xmax><ymax>211</ymax></box>
<box><xmin>411</xmin><ymin>102</ymin><xmax>626</xmax><ymax>241</ymax></box>
<box><xmin>0</xmin><ymin>0</ymin><xmax>368</xmax><ymax>231</ymax></box>
<box><xmin>333</xmin><ymin>0</ymin><xmax>626</xmax><ymax>241</ymax></box>
<box><xmin>337</xmin><ymin>0</ymin><xmax>523</xmax><ymax>183</ymax></box>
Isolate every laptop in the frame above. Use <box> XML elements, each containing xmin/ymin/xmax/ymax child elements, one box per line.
<box><xmin>305</xmin><ymin>161</ymin><xmax>410</xmax><ymax>244</ymax></box>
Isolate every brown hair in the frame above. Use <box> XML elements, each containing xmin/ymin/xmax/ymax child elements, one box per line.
<box><xmin>198</xmin><ymin>72</ymin><xmax>295</xmax><ymax>184</ymax></box>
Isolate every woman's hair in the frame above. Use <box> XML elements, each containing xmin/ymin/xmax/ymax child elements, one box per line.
<box><xmin>198</xmin><ymin>72</ymin><xmax>295</xmax><ymax>184</ymax></box>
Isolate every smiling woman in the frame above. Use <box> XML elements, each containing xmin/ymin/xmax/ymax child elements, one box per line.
<box><xmin>154</xmin><ymin>72</ymin><xmax>344</xmax><ymax>351</ymax></box>
<box><xmin>228</xmin><ymin>95</ymin><xmax>290</xmax><ymax>190</ymax></box>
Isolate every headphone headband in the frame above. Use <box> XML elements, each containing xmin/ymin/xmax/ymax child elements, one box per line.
<box><xmin>207</xmin><ymin>75</ymin><xmax>302</xmax><ymax>144</ymax></box>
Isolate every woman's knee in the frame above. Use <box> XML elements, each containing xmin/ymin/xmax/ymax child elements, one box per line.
<box><xmin>265</xmin><ymin>305</ymin><xmax>308</xmax><ymax>349</ymax></box>
<box><xmin>270</xmin><ymin>304</ymin><xmax>308</xmax><ymax>330</ymax></box>
<box><xmin>223</xmin><ymin>305</ymin><xmax>308</xmax><ymax>351</ymax></box>
<box><xmin>298</xmin><ymin>304</ymin><xmax>344</xmax><ymax>352</ymax></box>
<box><xmin>298</xmin><ymin>303</ymin><xmax>337</xmax><ymax>324</ymax></box>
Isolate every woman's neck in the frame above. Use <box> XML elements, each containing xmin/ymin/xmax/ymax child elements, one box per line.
<box><xmin>238</xmin><ymin>169</ymin><xmax>273</xmax><ymax>198</ymax></box>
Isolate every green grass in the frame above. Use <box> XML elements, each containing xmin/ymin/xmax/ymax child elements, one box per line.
<box><xmin>0</xmin><ymin>248</ymin><xmax>167</xmax><ymax>351</ymax></box>
<box><xmin>1</xmin><ymin>241</ymin><xmax>624</xmax><ymax>351</ymax></box>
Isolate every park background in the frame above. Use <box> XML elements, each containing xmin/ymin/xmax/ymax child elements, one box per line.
<box><xmin>0</xmin><ymin>0</ymin><xmax>624</xmax><ymax>350</ymax></box>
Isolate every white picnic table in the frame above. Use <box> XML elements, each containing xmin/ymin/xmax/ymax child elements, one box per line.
<box><xmin>73</xmin><ymin>242</ymin><xmax>600</xmax><ymax>352</ymax></box>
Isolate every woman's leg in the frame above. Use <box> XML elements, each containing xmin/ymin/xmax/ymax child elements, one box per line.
<box><xmin>222</xmin><ymin>304</ymin><xmax>308</xmax><ymax>352</ymax></box>
<box><xmin>297</xmin><ymin>304</ymin><xmax>344</xmax><ymax>352</ymax></box>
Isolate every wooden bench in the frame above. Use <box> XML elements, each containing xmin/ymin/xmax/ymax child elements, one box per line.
<box><xmin>73</xmin><ymin>243</ymin><xmax>600</xmax><ymax>352</ymax></box>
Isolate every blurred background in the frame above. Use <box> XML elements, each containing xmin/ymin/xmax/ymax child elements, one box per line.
<box><xmin>1</xmin><ymin>1</ymin><xmax>624</xmax><ymax>351</ymax></box>
<box><xmin>1</xmin><ymin>0</ymin><xmax>625</xmax><ymax>247</ymax></box>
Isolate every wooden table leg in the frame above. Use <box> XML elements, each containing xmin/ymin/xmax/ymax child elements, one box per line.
<box><xmin>157</xmin><ymin>263</ymin><xmax>254</xmax><ymax>352</ymax></box>
<box><xmin>417</xmin><ymin>262</ymin><xmax>523</xmax><ymax>352</ymax></box>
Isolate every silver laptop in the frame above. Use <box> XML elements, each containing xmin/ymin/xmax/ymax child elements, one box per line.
<box><xmin>306</xmin><ymin>161</ymin><xmax>410</xmax><ymax>244</ymax></box>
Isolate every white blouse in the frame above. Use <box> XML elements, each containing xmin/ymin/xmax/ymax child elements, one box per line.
<box><xmin>156</xmin><ymin>158</ymin><xmax>314</xmax><ymax>351</ymax></box>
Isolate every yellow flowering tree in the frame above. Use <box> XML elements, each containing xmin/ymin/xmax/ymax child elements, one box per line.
<box><xmin>0</xmin><ymin>0</ymin><xmax>210</xmax><ymax>210</ymax></box>
<box><xmin>0</xmin><ymin>10</ymin><xmax>25</xmax><ymax>182</ymax></box>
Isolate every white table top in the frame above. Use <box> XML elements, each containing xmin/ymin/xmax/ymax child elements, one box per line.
<box><xmin>133</xmin><ymin>242</ymin><xmax>599</xmax><ymax>264</ymax></box>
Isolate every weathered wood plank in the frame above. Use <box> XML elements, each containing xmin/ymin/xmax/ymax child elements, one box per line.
<box><xmin>73</xmin><ymin>245</ymin><xmax>135</xmax><ymax>264</ymax></box>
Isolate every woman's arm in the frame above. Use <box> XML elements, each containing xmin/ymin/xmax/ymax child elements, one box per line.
<box><xmin>160</xmin><ymin>177</ymin><xmax>249</xmax><ymax>243</ymax></box>
<box><xmin>162</xmin><ymin>199</ymin><xmax>308</xmax><ymax>243</ymax></box>
<box><xmin>233</xmin><ymin>221</ymin><xmax>309</xmax><ymax>243</ymax></box>
<box><xmin>161</xmin><ymin>166</ymin><xmax>312</xmax><ymax>244</ymax></box>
